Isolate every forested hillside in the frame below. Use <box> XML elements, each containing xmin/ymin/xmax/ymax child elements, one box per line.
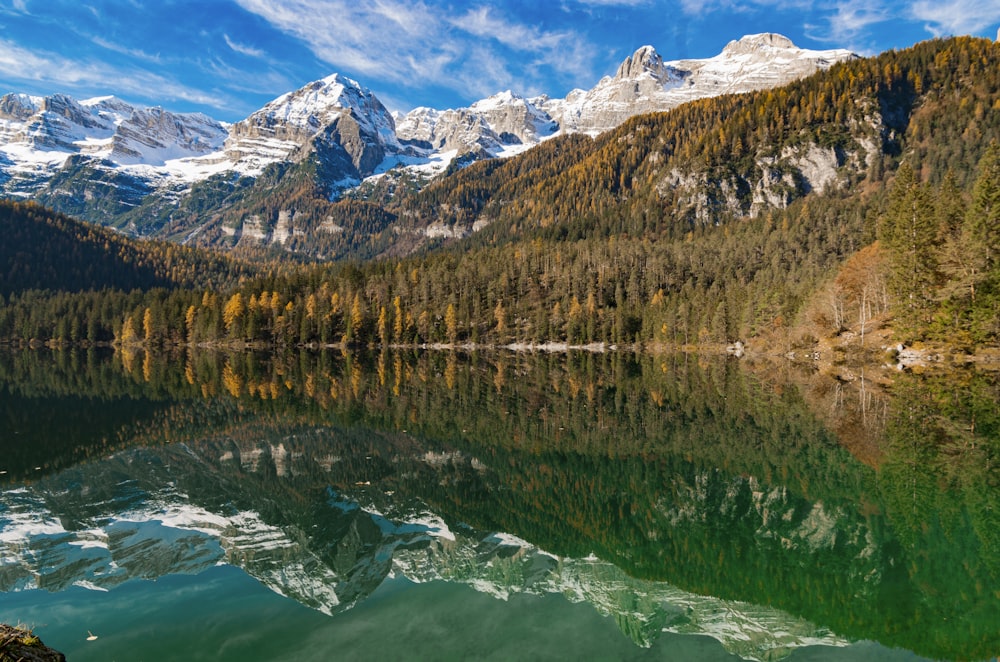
<box><xmin>0</xmin><ymin>201</ymin><xmax>255</xmax><ymax>296</ymax></box>
<box><xmin>1</xmin><ymin>36</ymin><xmax>999</xmax><ymax>352</ymax></box>
<box><xmin>384</xmin><ymin>37</ymin><xmax>999</xmax><ymax>246</ymax></box>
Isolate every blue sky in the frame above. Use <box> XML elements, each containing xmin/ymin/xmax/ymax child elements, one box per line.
<box><xmin>1</xmin><ymin>0</ymin><xmax>998</xmax><ymax>122</ymax></box>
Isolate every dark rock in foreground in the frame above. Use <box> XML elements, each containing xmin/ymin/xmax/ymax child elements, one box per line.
<box><xmin>0</xmin><ymin>624</ymin><xmax>66</xmax><ymax>661</ymax></box>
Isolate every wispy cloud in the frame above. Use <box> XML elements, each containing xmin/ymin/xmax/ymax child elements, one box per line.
<box><xmin>449</xmin><ymin>7</ymin><xmax>572</xmax><ymax>52</ymax></box>
<box><xmin>820</xmin><ymin>0</ymin><xmax>891</xmax><ymax>44</ymax></box>
<box><xmin>0</xmin><ymin>39</ymin><xmax>50</xmax><ymax>79</ymax></box>
<box><xmin>223</xmin><ymin>34</ymin><xmax>265</xmax><ymax>58</ymax></box>
<box><xmin>233</xmin><ymin>0</ymin><xmax>598</xmax><ymax>105</ymax></box>
<box><xmin>671</xmin><ymin>0</ymin><xmax>901</xmax><ymax>50</ymax></box>
<box><xmin>0</xmin><ymin>38</ymin><xmax>228</xmax><ymax>108</ymax></box>
<box><xmin>910</xmin><ymin>0</ymin><xmax>1000</xmax><ymax>36</ymax></box>
<box><xmin>91</xmin><ymin>36</ymin><xmax>162</xmax><ymax>64</ymax></box>
<box><xmin>202</xmin><ymin>56</ymin><xmax>295</xmax><ymax>100</ymax></box>
<box><xmin>0</xmin><ymin>0</ymin><xmax>30</xmax><ymax>14</ymax></box>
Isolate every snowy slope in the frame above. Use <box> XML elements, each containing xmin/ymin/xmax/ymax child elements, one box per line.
<box><xmin>0</xmin><ymin>93</ymin><xmax>228</xmax><ymax>181</ymax></box>
<box><xmin>391</xmin><ymin>33</ymin><xmax>853</xmax><ymax>175</ymax></box>
<box><xmin>540</xmin><ymin>33</ymin><xmax>856</xmax><ymax>136</ymax></box>
<box><xmin>0</xmin><ymin>33</ymin><xmax>857</xmax><ymax>235</ymax></box>
<box><xmin>223</xmin><ymin>73</ymin><xmax>402</xmax><ymax>177</ymax></box>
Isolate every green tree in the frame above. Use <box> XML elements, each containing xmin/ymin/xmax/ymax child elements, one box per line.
<box><xmin>879</xmin><ymin>164</ymin><xmax>938</xmax><ymax>338</ymax></box>
<box><xmin>961</xmin><ymin>142</ymin><xmax>1000</xmax><ymax>339</ymax></box>
<box><xmin>349</xmin><ymin>293</ymin><xmax>365</xmax><ymax>343</ymax></box>
<box><xmin>965</xmin><ymin>144</ymin><xmax>1000</xmax><ymax>277</ymax></box>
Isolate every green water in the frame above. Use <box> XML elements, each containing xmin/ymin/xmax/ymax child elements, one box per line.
<box><xmin>1</xmin><ymin>568</ymin><xmax>928</xmax><ymax>662</ymax></box>
<box><xmin>1</xmin><ymin>348</ymin><xmax>997</xmax><ymax>661</ymax></box>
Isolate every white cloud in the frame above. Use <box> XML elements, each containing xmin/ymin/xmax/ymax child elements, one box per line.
<box><xmin>202</xmin><ymin>56</ymin><xmax>294</xmax><ymax>100</ymax></box>
<box><xmin>449</xmin><ymin>6</ymin><xmax>572</xmax><ymax>52</ymax></box>
<box><xmin>91</xmin><ymin>36</ymin><xmax>163</xmax><ymax>64</ymax></box>
<box><xmin>0</xmin><ymin>38</ymin><xmax>49</xmax><ymax>78</ymax></box>
<box><xmin>1</xmin><ymin>0</ymin><xmax>30</xmax><ymax>13</ymax></box>
<box><xmin>910</xmin><ymin>0</ymin><xmax>1000</xmax><ymax>36</ymax></box>
<box><xmin>0</xmin><ymin>38</ymin><xmax>228</xmax><ymax>108</ymax></box>
<box><xmin>233</xmin><ymin>1</ymin><xmax>433</xmax><ymax>80</ymax></box>
<box><xmin>224</xmin><ymin>34</ymin><xmax>266</xmax><ymax>58</ymax></box>
<box><xmin>233</xmin><ymin>0</ymin><xmax>598</xmax><ymax>103</ymax></box>
<box><xmin>822</xmin><ymin>0</ymin><xmax>891</xmax><ymax>43</ymax></box>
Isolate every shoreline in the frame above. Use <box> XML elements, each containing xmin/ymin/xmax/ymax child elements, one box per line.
<box><xmin>2</xmin><ymin>336</ymin><xmax>999</xmax><ymax>373</ymax></box>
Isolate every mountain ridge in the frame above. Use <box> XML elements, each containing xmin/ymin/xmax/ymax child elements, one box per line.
<box><xmin>0</xmin><ymin>32</ymin><xmax>856</xmax><ymax>249</ymax></box>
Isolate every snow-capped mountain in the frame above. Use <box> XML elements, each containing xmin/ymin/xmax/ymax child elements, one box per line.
<box><xmin>395</xmin><ymin>90</ymin><xmax>559</xmax><ymax>158</ymax></box>
<box><xmin>0</xmin><ymin>93</ymin><xmax>228</xmax><ymax>174</ymax></box>
<box><xmin>539</xmin><ymin>33</ymin><xmax>855</xmax><ymax>135</ymax></box>
<box><xmin>393</xmin><ymin>34</ymin><xmax>854</xmax><ymax>159</ymax></box>
<box><xmin>0</xmin><ymin>33</ymin><xmax>856</xmax><ymax>242</ymax></box>
<box><xmin>222</xmin><ymin>73</ymin><xmax>404</xmax><ymax>178</ymax></box>
<box><xmin>0</xmin><ymin>74</ymin><xmax>408</xmax><ymax>193</ymax></box>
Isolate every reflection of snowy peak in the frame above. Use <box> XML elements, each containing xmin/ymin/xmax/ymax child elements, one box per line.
<box><xmin>0</xmin><ymin>440</ymin><xmax>850</xmax><ymax>660</ymax></box>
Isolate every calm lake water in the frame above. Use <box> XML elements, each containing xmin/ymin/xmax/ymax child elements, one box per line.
<box><xmin>1</xmin><ymin>348</ymin><xmax>997</xmax><ymax>661</ymax></box>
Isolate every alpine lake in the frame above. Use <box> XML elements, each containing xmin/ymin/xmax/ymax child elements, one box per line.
<box><xmin>1</xmin><ymin>347</ymin><xmax>997</xmax><ymax>661</ymax></box>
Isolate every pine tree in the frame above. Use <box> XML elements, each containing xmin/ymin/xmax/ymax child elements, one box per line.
<box><xmin>493</xmin><ymin>299</ymin><xmax>507</xmax><ymax>343</ymax></box>
<box><xmin>393</xmin><ymin>296</ymin><xmax>404</xmax><ymax>342</ymax></box>
<box><xmin>377</xmin><ymin>305</ymin><xmax>388</xmax><ymax>346</ymax></box>
<box><xmin>119</xmin><ymin>314</ymin><xmax>139</xmax><ymax>345</ymax></box>
<box><xmin>349</xmin><ymin>293</ymin><xmax>365</xmax><ymax>343</ymax></box>
<box><xmin>964</xmin><ymin>142</ymin><xmax>1000</xmax><ymax>280</ymax></box>
<box><xmin>879</xmin><ymin>164</ymin><xmax>938</xmax><ymax>338</ymax></box>
<box><xmin>961</xmin><ymin>142</ymin><xmax>1000</xmax><ymax>340</ymax></box>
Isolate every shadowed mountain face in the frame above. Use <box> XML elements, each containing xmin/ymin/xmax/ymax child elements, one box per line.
<box><xmin>0</xmin><ymin>348</ymin><xmax>997</xmax><ymax>660</ymax></box>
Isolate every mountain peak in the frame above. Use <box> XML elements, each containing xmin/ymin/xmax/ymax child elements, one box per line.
<box><xmin>722</xmin><ymin>33</ymin><xmax>797</xmax><ymax>56</ymax></box>
<box><xmin>315</xmin><ymin>72</ymin><xmax>363</xmax><ymax>94</ymax></box>
<box><xmin>270</xmin><ymin>73</ymin><xmax>362</xmax><ymax>112</ymax></box>
<box><xmin>0</xmin><ymin>92</ymin><xmax>41</xmax><ymax>120</ymax></box>
<box><xmin>615</xmin><ymin>45</ymin><xmax>667</xmax><ymax>80</ymax></box>
<box><xmin>247</xmin><ymin>71</ymin><xmax>395</xmax><ymax>137</ymax></box>
<box><xmin>470</xmin><ymin>90</ymin><xmax>526</xmax><ymax>111</ymax></box>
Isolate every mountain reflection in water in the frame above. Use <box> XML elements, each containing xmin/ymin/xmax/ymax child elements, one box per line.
<box><xmin>0</xmin><ymin>348</ymin><xmax>997</xmax><ymax>661</ymax></box>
